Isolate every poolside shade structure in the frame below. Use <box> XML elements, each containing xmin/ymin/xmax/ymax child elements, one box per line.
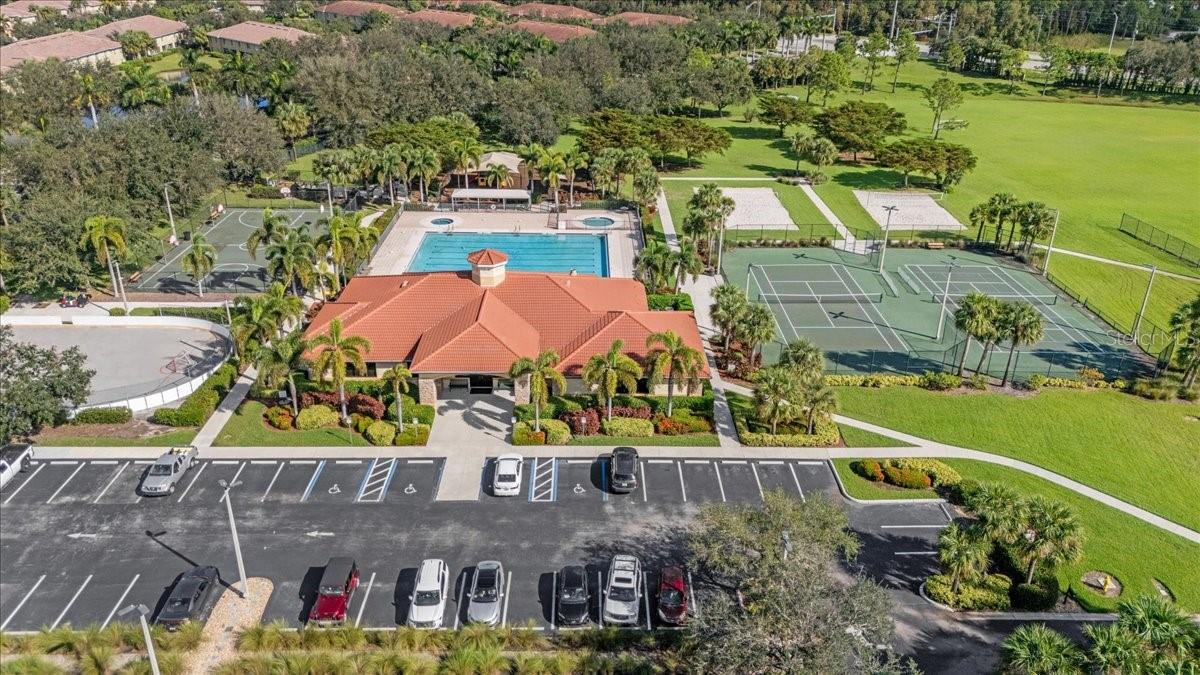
<box><xmin>451</xmin><ymin>188</ymin><xmax>531</xmax><ymax>211</ymax></box>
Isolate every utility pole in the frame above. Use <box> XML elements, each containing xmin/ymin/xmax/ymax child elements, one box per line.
<box><xmin>889</xmin><ymin>0</ymin><xmax>899</xmax><ymax>39</ymax></box>
<box><xmin>936</xmin><ymin>263</ymin><xmax>955</xmax><ymax>342</ymax></box>
<box><xmin>1041</xmin><ymin>210</ymin><xmax>1061</xmax><ymax>277</ymax></box>
<box><xmin>878</xmin><ymin>205</ymin><xmax>898</xmax><ymax>273</ymax></box>
<box><xmin>1108</xmin><ymin>12</ymin><xmax>1119</xmax><ymax>53</ymax></box>
<box><xmin>219</xmin><ymin>479</ymin><xmax>249</xmax><ymax>600</ymax></box>
<box><xmin>163</xmin><ymin>185</ymin><xmax>178</xmax><ymax>245</ymax></box>
<box><xmin>1132</xmin><ymin>265</ymin><xmax>1157</xmax><ymax>338</ymax></box>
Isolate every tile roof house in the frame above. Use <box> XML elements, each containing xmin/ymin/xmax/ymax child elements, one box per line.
<box><xmin>394</xmin><ymin>8</ymin><xmax>478</xmax><ymax>28</ymax></box>
<box><xmin>84</xmin><ymin>15</ymin><xmax>189</xmax><ymax>52</ymax></box>
<box><xmin>0</xmin><ymin>1</ymin><xmax>73</xmax><ymax>27</ymax></box>
<box><xmin>0</xmin><ymin>30</ymin><xmax>123</xmax><ymax>77</ymax></box>
<box><xmin>303</xmin><ymin>250</ymin><xmax>708</xmax><ymax>405</ymax></box>
<box><xmin>315</xmin><ymin>0</ymin><xmax>407</xmax><ymax>27</ymax></box>
<box><xmin>207</xmin><ymin>21</ymin><xmax>314</xmax><ymax>53</ymax></box>
<box><xmin>505</xmin><ymin>2</ymin><xmax>600</xmax><ymax>22</ymax></box>
<box><xmin>434</xmin><ymin>0</ymin><xmax>506</xmax><ymax>9</ymax></box>
<box><xmin>599</xmin><ymin>11</ymin><xmax>691</xmax><ymax>27</ymax></box>
<box><xmin>510</xmin><ymin>19</ymin><xmax>596</xmax><ymax>43</ymax></box>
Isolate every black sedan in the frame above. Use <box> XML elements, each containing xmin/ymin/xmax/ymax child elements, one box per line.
<box><xmin>156</xmin><ymin>566</ymin><xmax>222</xmax><ymax>630</ymax></box>
<box><xmin>557</xmin><ymin>565</ymin><xmax>590</xmax><ymax>626</ymax></box>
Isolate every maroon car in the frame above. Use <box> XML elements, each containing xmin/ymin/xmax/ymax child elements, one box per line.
<box><xmin>309</xmin><ymin>557</ymin><xmax>359</xmax><ymax>626</ymax></box>
<box><xmin>656</xmin><ymin>566</ymin><xmax>689</xmax><ymax>624</ymax></box>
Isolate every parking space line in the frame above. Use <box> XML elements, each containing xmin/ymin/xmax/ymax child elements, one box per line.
<box><xmin>92</xmin><ymin>461</ymin><xmax>117</xmax><ymax>465</ymax></box>
<box><xmin>599</xmin><ymin>459</ymin><xmax>609</xmax><ymax>502</ymax></box>
<box><xmin>550</xmin><ymin>571</ymin><xmax>557</xmax><ymax>631</ymax></box>
<box><xmin>102</xmin><ymin>575</ymin><xmax>139</xmax><ymax>628</ymax></box>
<box><xmin>291</xmin><ymin>460</ymin><xmax>316</xmax><ymax>465</ymax></box>
<box><xmin>250</xmin><ymin>460</ymin><xmax>277</xmax><ymax>465</ymax></box>
<box><xmin>640</xmin><ymin>461</ymin><xmax>647</xmax><ymax>502</ymax></box>
<box><xmin>529</xmin><ymin>459</ymin><xmax>557</xmax><ymax>502</ymax></box>
<box><xmin>677</xmin><ymin>462</ymin><xmax>687</xmax><ymax>502</ymax></box>
<box><xmin>565</xmin><ymin>459</ymin><xmax>590</xmax><ymax>464</ymax></box>
<box><xmin>93</xmin><ymin>461</ymin><xmax>130</xmax><ymax>503</ymax></box>
<box><xmin>260</xmin><ymin>463</ymin><xmax>285</xmax><ymax>502</ymax></box>
<box><xmin>408</xmin><ymin>459</ymin><xmax>434</xmax><ymax>464</ymax></box>
<box><xmin>357</xmin><ymin>458</ymin><xmax>397</xmax><ymax>503</ymax></box>
<box><xmin>175</xmin><ymin>462</ymin><xmax>208</xmax><ymax>502</ymax></box>
<box><xmin>647</xmin><ymin>459</ymin><xmax>673</xmax><ymax>464</ymax></box>
<box><xmin>940</xmin><ymin>503</ymin><xmax>953</xmax><ymax>521</ymax></box>
<box><xmin>501</xmin><ymin>571</ymin><xmax>512</xmax><ymax>626</ymax></box>
<box><xmin>51</xmin><ymin>574</ymin><xmax>93</xmax><ymax>628</ymax></box>
<box><xmin>683</xmin><ymin>460</ymin><xmax>709</xmax><ymax>464</ymax></box>
<box><xmin>224</xmin><ymin>462</ymin><xmax>247</xmax><ymax>496</ymax></box>
<box><xmin>795</xmin><ymin>461</ymin><xmax>823</xmax><ymax>465</ymax></box>
<box><xmin>133</xmin><ymin>460</ymin><xmax>153</xmax><ymax>465</ymax></box>
<box><xmin>894</xmin><ymin>551</ymin><xmax>938</xmax><ymax>556</ymax></box>
<box><xmin>642</xmin><ymin>574</ymin><xmax>652</xmax><ymax>630</ymax></box>
<box><xmin>713</xmin><ymin>462</ymin><xmax>727</xmax><ymax>502</ymax></box>
<box><xmin>687</xmin><ymin>570</ymin><xmax>700</xmax><ymax>620</ymax></box>
<box><xmin>882</xmin><ymin>525</ymin><xmax>945</xmax><ymax>529</ymax></box>
<box><xmin>46</xmin><ymin>463</ymin><xmax>86</xmax><ymax>503</ymax></box>
<box><xmin>355</xmin><ymin>572</ymin><xmax>375</xmax><ymax>627</ymax></box>
<box><xmin>788</xmin><ymin>463</ymin><xmax>806</xmax><ymax>502</ymax></box>
<box><xmin>50</xmin><ymin>461</ymin><xmax>77</xmax><ymax>465</ymax></box>
<box><xmin>453</xmin><ymin>571</ymin><xmax>467</xmax><ymax>630</ymax></box>
<box><xmin>3</xmin><ymin>464</ymin><xmax>45</xmax><ymax>504</ymax></box>
<box><xmin>335</xmin><ymin>460</ymin><xmax>362</xmax><ymax>465</ymax></box>
<box><xmin>212</xmin><ymin>460</ymin><xmax>239</xmax><ymax>465</ymax></box>
<box><xmin>758</xmin><ymin>460</ymin><xmax>783</xmax><ymax>465</ymax></box>
<box><xmin>301</xmin><ymin>460</ymin><xmax>326</xmax><ymax>502</ymax></box>
<box><xmin>596</xmin><ymin>572</ymin><xmax>604</xmax><ymax>628</ymax></box>
<box><xmin>720</xmin><ymin>460</ymin><xmax>747</xmax><ymax>465</ymax></box>
<box><xmin>0</xmin><ymin>574</ymin><xmax>45</xmax><ymax>630</ymax></box>
<box><xmin>751</xmin><ymin>463</ymin><xmax>764</xmax><ymax>501</ymax></box>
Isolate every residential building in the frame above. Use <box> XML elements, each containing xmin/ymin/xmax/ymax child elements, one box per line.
<box><xmin>315</xmin><ymin>0</ymin><xmax>406</xmax><ymax>28</ymax></box>
<box><xmin>207</xmin><ymin>21</ymin><xmax>314</xmax><ymax>54</ymax></box>
<box><xmin>505</xmin><ymin>2</ymin><xmax>599</xmax><ymax>22</ymax></box>
<box><xmin>394</xmin><ymin>8</ymin><xmax>477</xmax><ymax>29</ymax></box>
<box><xmin>0</xmin><ymin>30</ymin><xmax>123</xmax><ymax>78</ymax></box>
<box><xmin>599</xmin><ymin>11</ymin><xmax>691</xmax><ymax>27</ymax></box>
<box><xmin>84</xmin><ymin>15</ymin><xmax>188</xmax><ymax>52</ymax></box>
<box><xmin>1</xmin><ymin>0</ymin><xmax>72</xmax><ymax>27</ymax></box>
<box><xmin>510</xmin><ymin>19</ymin><xmax>595</xmax><ymax>43</ymax></box>
<box><xmin>303</xmin><ymin>250</ymin><xmax>708</xmax><ymax>405</ymax></box>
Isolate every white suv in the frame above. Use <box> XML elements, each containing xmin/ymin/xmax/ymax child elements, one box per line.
<box><xmin>603</xmin><ymin>555</ymin><xmax>642</xmax><ymax>625</ymax></box>
<box><xmin>407</xmin><ymin>559</ymin><xmax>450</xmax><ymax>628</ymax></box>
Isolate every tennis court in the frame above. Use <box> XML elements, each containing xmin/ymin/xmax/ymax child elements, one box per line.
<box><xmin>723</xmin><ymin>247</ymin><xmax>1153</xmax><ymax>378</ymax></box>
<box><xmin>131</xmin><ymin>208</ymin><xmax>325</xmax><ymax>294</ymax></box>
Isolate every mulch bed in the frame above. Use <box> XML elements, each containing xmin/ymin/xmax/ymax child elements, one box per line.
<box><xmin>34</xmin><ymin>420</ymin><xmax>188</xmax><ymax>441</ymax></box>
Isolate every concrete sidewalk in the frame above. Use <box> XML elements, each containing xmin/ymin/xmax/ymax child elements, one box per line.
<box><xmin>192</xmin><ymin>367</ymin><xmax>256</xmax><ymax>448</ymax></box>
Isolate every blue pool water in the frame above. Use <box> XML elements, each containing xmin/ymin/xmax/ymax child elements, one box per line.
<box><xmin>409</xmin><ymin>233</ymin><xmax>609</xmax><ymax>277</ymax></box>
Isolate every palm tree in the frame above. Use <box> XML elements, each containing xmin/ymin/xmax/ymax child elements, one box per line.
<box><xmin>739</xmin><ymin>303</ymin><xmax>777</xmax><ymax>366</ymax></box>
<box><xmin>966</xmin><ymin>483</ymin><xmax>1027</xmax><ymax>545</ymax></box>
<box><xmin>752</xmin><ymin>365</ymin><xmax>801</xmax><ymax>434</ymax></box>
<box><xmin>349</xmin><ymin>145</ymin><xmax>378</xmax><ymax>192</ymax></box>
<box><xmin>1015</xmin><ymin>496</ymin><xmax>1083</xmax><ymax>585</ymax></box>
<box><xmin>261</xmin><ymin>281</ymin><xmax>303</xmax><ymax>336</ymax></box>
<box><xmin>645</xmin><ymin>331</ymin><xmax>702</xmax><ymax>418</ymax></box>
<box><xmin>1015</xmin><ymin>201</ymin><xmax>1054</xmax><ymax>252</ymax></box>
<box><xmin>76</xmin><ymin>71</ymin><xmax>109</xmax><ymax>129</ymax></box>
<box><xmin>313</xmin><ymin>150</ymin><xmax>351</xmax><ymax>213</ymax></box>
<box><xmin>318</xmin><ymin>210</ymin><xmax>361</xmax><ymax>288</ymax></box>
<box><xmin>79</xmin><ymin>215</ymin><xmax>127</xmax><ymax>299</ymax></box>
<box><xmin>380</xmin><ymin>365</ymin><xmax>413</xmax><ymax>431</ymax></box>
<box><xmin>1081</xmin><ymin>623</ymin><xmax>1143</xmax><ymax>675</ymax></box>
<box><xmin>563</xmin><ymin>147</ymin><xmax>589</xmax><ymax>207</ymax></box>
<box><xmin>673</xmin><ymin>237</ymin><xmax>704</xmax><ymax>292</ymax></box>
<box><xmin>937</xmin><ymin>523</ymin><xmax>989</xmax><ymax>594</ymax></box>
<box><xmin>484</xmin><ymin>162</ymin><xmax>510</xmax><ymax>189</ymax></box>
<box><xmin>1000</xmin><ymin>623</ymin><xmax>1086</xmax><ymax>675</ymax></box>
<box><xmin>246</xmin><ymin>208</ymin><xmax>289</xmax><ymax>260</ymax></box>
<box><xmin>231</xmin><ymin>294</ymin><xmax>281</xmax><ymax>358</ymax></box>
<box><xmin>508</xmin><ymin>350</ymin><xmax>566</xmax><ymax>433</ymax></box>
<box><xmin>449</xmin><ymin>138</ymin><xmax>484</xmax><ymax>189</ymax></box>
<box><xmin>266</xmin><ymin>227</ymin><xmax>317</xmax><ymax>297</ymax></box>
<box><xmin>582</xmin><ymin>340</ymin><xmax>643</xmax><ymax>420</ymax></box>
<box><xmin>375</xmin><ymin>144</ymin><xmax>406</xmax><ymax>206</ymax></box>
<box><xmin>589</xmin><ymin>150</ymin><xmax>619</xmax><ymax>198</ymax></box>
<box><xmin>953</xmin><ymin>292</ymin><xmax>998</xmax><ymax>376</ymax></box>
<box><xmin>710</xmin><ymin>283</ymin><xmax>748</xmax><ymax>352</ymax></box>
<box><xmin>516</xmin><ymin>143</ymin><xmax>544</xmax><ymax>191</ymax></box>
<box><xmin>537</xmin><ymin>149</ymin><xmax>567</xmax><ymax>211</ymax></box>
<box><xmin>1115</xmin><ymin>595</ymin><xmax>1196</xmax><ymax>656</ymax></box>
<box><xmin>119</xmin><ymin>62</ymin><xmax>169</xmax><ymax>108</ymax></box>
<box><xmin>274</xmin><ymin>101</ymin><xmax>311</xmax><ymax>160</ymax></box>
<box><xmin>181</xmin><ymin>233</ymin><xmax>217</xmax><ymax>297</ymax></box>
<box><xmin>634</xmin><ymin>240</ymin><xmax>676</xmax><ymax>293</ymax></box>
<box><xmin>254</xmin><ymin>330</ymin><xmax>309</xmax><ymax>417</ymax></box>
<box><xmin>780</xmin><ymin>337</ymin><xmax>824</xmax><ymax>374</ymax></box>
<box><xmin>998</xmin><ymin>302</ymin><xmax>1045</xmax><ymax>387</ymax></box>
<box><xmin>180</xmin><ymin>48</ymin><xmax>211</xmax><ymax>106</ymax></box>
<box><xmin>799</xmin><ymin>373</ymin><xmax>836</xmax><ymax>434</ymax></box>
<box><xmin>221</xmin><ymin>51</ymin><xmax>258</xmax><ymax>106</ymax></box>
<box><xmin>984</xmin><ymin>192</ymin><xmax>1019</xmax><ymax>246</ymax></box>
<box><xmin>1168</xmin><ymin>295</ymin><xmax>1200</xmax><ymax>388</ymax></box>
<box><xmin>310</xmin><ymin>317</ymin><xmax>372</xmax><ymax>422</ymax></box>
<box><xmin>406</xmin><ymin>147</ymin><xmax>440</xmax><ymax>203</ymax></box>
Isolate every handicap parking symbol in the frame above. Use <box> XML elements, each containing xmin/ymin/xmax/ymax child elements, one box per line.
<box><xmin>404</xmin><ymin>483</ymin><xmax>417</xmax><ymax>495</ymax></box>
<box><xmin>328</xmin><ymin>483</ymin><xmax>341</xmax><ymax>495</ymax></box>
<box><xmin>573</xmin><ymin>483</ymin><xmax>585</xmax><ymax>495</ymax></box>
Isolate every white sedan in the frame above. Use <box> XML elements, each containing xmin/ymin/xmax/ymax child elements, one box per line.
<box><xmin>492</xmin><ymin>453</ymin><xmax>524</xmax><ymax>497</ymax></box>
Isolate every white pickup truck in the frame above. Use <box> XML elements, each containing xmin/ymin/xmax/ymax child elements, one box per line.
<box><xmin>0</xmin><ymin>444</ymin><xmax>35</xmax><ymax>490</ymax></box>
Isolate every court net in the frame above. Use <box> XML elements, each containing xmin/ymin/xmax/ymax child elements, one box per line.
<box><xmin>754</xmin><ymin>289</ymin><xmax>885</xmax><ymax>304</ymax></box>
<box><xmin>930</xmin><ymin>292</ymin><xmax>1059</xmax><ymax>306</ymax></box>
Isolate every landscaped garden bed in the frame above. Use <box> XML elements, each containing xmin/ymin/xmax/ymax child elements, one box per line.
<box><xmin>513</xmin><ymin>393</ymin><xmax>720</xmax><ymax>447</ymax></box>
<box><xmin>726</xmin><ymin>391</ymin><xmax>840</xmax><ymax>447</ymax></box>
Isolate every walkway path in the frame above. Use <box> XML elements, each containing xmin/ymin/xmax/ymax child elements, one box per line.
<box><xmin>192</xmin><ymin>367</ymin><xmax>256</xmax><ymax>448</ymax></box>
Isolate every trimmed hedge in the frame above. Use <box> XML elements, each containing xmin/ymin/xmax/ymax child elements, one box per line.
<box><xmin>919</xmin><ymin>371</ymin><xmax>961</xmax><ymax>391</ymax></box>
<box><xmin>265</xmin><ymin>405</ymin><xmax>294</xmax><ymax>430</ymax></box>
<box><xmin>561</xmin><ymin>408</ymin><xmax>601</xmax><ymax>436</ymax></box>
<box><xmin>852</xmin><ymin>459</ymin><xmax>885</xmax><ymax>482</ymax></box>
<box><xmin>152</xmin><ymin>363</ymin><xmax>236</xmax><ymax>426</ymax></box>
<box><xmin>892</xmin><ymin>459</ymin><xmax>961</xmax><ymax>487</ymax></box>
<box><xmin>1013</xmin><ymin>579</ymin><xmax>1061</xmax><ymax>611</ymax></box>
<box><xmin>513</xmin><ymin>422</ymin><xmax>546</xmax><ymax>446</ymax></box>
<box><xmin>72</xmin><ymin>406</ymin><xmax>133</xmax><ymax>425</ymax></box>
<box><xmin>514</xmin><ymin>396</ymin><xmax>584</xmax><ymax>423</ymax></box>
<box><xmin>736</xmin><ymin>416</ymin><xmax>841</xmax><ymax>447</ymax></box>
<box><xmin>826</xmin><ymin>373</ymin><xmax>922</xmax><ymax>388</ymax></box>
<box><xmin>394</xmin><ymin>423</ymin><xmax>430</xmax><ymax>446</ymax></box>
<box><xmin>347</xmin><ymin>393</ymin><xmax>385</xmax><ymax>420</ymax></box>
<box><xmin>646</xmin><ymin>292</ymin><xmax>694</xmax><ymax>311</ymax></box>
<box><xmin>600</xmin><ymin>416</ymin><xmax>655</xmax><ymax>437</ymax></box>
<box><xmin>654</xmin><ymin>410</ymin><xmax>713</xmax><ymax>435</ymax></box>
<box><xmin>387</xmin><ymin>396</ymin><xmax>435</xmax><ymax>426</ymax></box>
<box><xmin>883</xmin><ymin>464</ymin><xmax>932</xmax><ymax>489</ymax></box>
<box><xmin>365</xmin><ymin>420</ymin><xmax>396</xmax><ymax>446</ymax></box>
<box><xmin>129</xmin><ymin>306</ymin><xmax>228</xmax><ymax>324</ymax></box>
<box><xmin>296</xmin><ymin>404</ymin><xmax>338</xmax><ymax>430</ymax></box>
<box><xmin>540</xmin><ymin>419</ymin><xmax>572</xmax><ymax>445</ymax></box>
<box><xmin>925</xmin><ymin>573</ymin><xmax>1012</xmax><ymax>611</ymax></box>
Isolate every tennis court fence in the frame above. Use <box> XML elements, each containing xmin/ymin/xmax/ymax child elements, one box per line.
<box><xmin>1119</xmin><ymin>213</ymin><xmax>1199</xmax><ymax>268</ymax></box>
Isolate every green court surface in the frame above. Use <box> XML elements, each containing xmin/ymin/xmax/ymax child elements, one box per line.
<box><xmin>132</xmin><ymin>208</ymin><xmax>326</xmax><ymax>294</ymax></box>
<box><xmin>722</xmin><ymin>246</ymin><xmax>1154</xmax><ymax>379</ymax></box>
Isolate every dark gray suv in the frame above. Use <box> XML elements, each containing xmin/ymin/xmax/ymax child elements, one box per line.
<box><xmin>609</xmin><ymin>447</ymin><xmax>639</xmax><ymax>493</ymax></box>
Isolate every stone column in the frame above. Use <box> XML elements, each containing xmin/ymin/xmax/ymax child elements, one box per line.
<box><xmin>418</xmin><ymin>376</ymin><xmax>439</xmax><ymax>406</ymax></box>
<box><xmin>513</xmin><ymin>374</ymin><xmax>531</xmax><ymax>405</ymax></box>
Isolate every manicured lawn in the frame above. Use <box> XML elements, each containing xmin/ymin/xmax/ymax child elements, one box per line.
<box><xmin>831</xmin><ymin>459</ymin><xmax>938</xmax><ymax>499</ymax></box>
<box><xmin>214</xmin><ymin>401</ymin><xmax>370</xmax><ymax>447</ymax></box>
<box><xmin>35</xmin><ymin>428</ymin><xmax>197</xmax><ymax>447</ymax></box>
<box><xmin>565</xmin><ymin>434</ymin><xmax>720</xmax><ymax>447</ymax></box>
<box><xmin>838</xmin><ymin>425</ymin><xmax>914</xmax><ymax>448</ymax></box>
<box><xmin>285</xmin><ymin>151</ymin><xmax>319</xmax><ymax>181</ymax></box>
<box><xmin>144</xmin><ymin>50</ymin><xmax>222</xmax><ymax>76</ymax></box>
<box><xmin>834</xmin><ymin>386</ymin><xmax>1200</xmax><ymax>531</ymax></box>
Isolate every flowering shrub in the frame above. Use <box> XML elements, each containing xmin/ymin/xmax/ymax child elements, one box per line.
<box><xmin>561</xmin><ymin>408</ymin><xmax>601</xmax><ymax>436</ymax></box>
<box><xmin>296</xmin><ymin>404</ymin><xmax>338</xmax><ymax>430</ymax></box>
<box><xmin>299</xmin><ymin>390</ymin><xmax>341</xmax><ymax>409</ymax></box>
<box><xmin>347</xmin><ymin>393</ymin><xmax>385</xmax><ymax>420</ymax></box>
<box><xmin>265</xmin><ymin>406</ymin><xmax>294</xmax><ymax>430</ymax></box>
<box><xmin>851</xmin><ymin>459</ymin><xmax>885</xmax><ymax>482</ymax></box>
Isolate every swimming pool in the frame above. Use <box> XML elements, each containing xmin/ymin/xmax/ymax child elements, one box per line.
<box><xmin>409</xmin><ymin>232</ymin><xmax>609</xmax><ymax>277</ymax></box>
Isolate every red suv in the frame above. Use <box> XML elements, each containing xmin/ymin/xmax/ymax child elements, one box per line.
<box><xmin>656</xmin><ymin>566</ymin><xmax>689</xmax><ymax>624</ymax></box>
<box><xmin>309</xmin><ymin>557</ymin><xmax>359</xmax><ymax>626</ymax></box>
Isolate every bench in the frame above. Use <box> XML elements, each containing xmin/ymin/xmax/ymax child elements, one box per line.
<box><xmin>127</xmin><ymin>271</ymin><xmax>143</xmax><ymax>283</ymax></box>
<box><xmin>925</xmin><ymin>242</ymin><xmax>945</xmax><ymax>250</ymax></box>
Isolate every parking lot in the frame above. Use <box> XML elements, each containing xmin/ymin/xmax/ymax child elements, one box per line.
<box><xmin>0</xmin><ymin>455</ymin><xmax>951</xmax><ymax>634</ymax></box>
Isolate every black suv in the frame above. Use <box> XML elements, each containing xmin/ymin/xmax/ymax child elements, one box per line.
<box><xmin>557</xmin><ymin>565</ymin><xmax>590</xmax><ymax>626</ymax></box>
<box><xmin>609</xmin><ymin>447</ymin><xmax>639</xmax><ymax>493</ymax></box>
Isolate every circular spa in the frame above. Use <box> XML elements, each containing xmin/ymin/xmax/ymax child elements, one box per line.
<box><xmin>579</xmin><ymin>216</ymin><xmax>616</xmax><ymax>228</ymax></box>
<box><xmin>423</xmin><ymin>216</ymin><xmax>460</xmax><ymax>228</ymax></box>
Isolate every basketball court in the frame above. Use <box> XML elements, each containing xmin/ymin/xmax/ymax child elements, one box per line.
<box><xmin>131</xmin><ymin>207</ymin><xmax>325</xmax><ymax>294</ymax></box>
<box><xmin>853</xmin><ymin>190</ymin><xmax>964</xmax><ymax>232</ymax></box>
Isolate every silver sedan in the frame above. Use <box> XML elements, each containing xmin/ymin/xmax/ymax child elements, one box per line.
<box><xmin>466</xmin><ymin>561</ymin><xmax>506</xmax><ymax>626</ymax></box>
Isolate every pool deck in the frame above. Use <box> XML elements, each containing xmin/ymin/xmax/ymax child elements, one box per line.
<box><xmin>365</xmin><ymin>208</ymin><xmax>641</xmax><ymax>278</ymax></box>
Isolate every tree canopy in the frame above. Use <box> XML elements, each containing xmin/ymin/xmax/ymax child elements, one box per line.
<box><xmin>0</xmin><ymin>325</ymin><xmax>94</xmax><ymax>444</ymax></box>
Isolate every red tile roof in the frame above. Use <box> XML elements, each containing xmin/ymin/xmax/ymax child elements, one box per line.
<box><xmin>510</xmin><ymin>19</ymin><xmax>596</xmax><ymax>42</ymax></box>
<box><xmin>466</xmin><ymin>248</ymin><xmax>508</xmax><ymax>265</ymax></box>
<box><xmin>0</xmin><ymin>31</ymin><xmax>121</xmax><ymax>76</ymax></box>
<box><xmin>434</xmin><ymin>0</ymin><xmax>505</xmax><ymax>9</ymax></box>
<box><xmin>316</xmin><ymin>0</ymin><xmax>407</xmax><ymax>18</ymax></box>
<box><xmin>83</xmin><ymin>15</ymin><xmax>188</xmax><ymax>40</ymax></box>
<box><xmin>506</xmin><ymin>2</ymin><xmax>599</xmax><ymax>21</ymax></box>
<box><xmin>395</xmin><ymin>8</ymin><xmax>477</xmax><ymax>28</ymax></box>
<box><xmin>1</xmin><ymin>1</ymin><xmax>72</xmax><ymax>20</ymax></box>
<box><xmin>600</xmin><ymin>11</ymin><xmax>691</xmax><ymax>26</ymax></box>
<box><xmin>304</xmin><ymin>270</ymin><xmax>708</xmax><ymax>377</ymax></box>
<box><xmin>208</xmin><ymin>21</ymin><xmax>314</xmax><ymax>46</ymax></box>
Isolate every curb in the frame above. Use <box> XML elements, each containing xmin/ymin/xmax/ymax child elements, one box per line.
<box><xmin>829</xmin><ymin>459</ymin><xmax>946</xmax><ymax>506</ymax></box>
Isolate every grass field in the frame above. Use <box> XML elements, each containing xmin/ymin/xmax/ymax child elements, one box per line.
<box><xmin>831</xmin><ymin>457</ymin><xmax>1200</xmax><ymax>612</ymax></box>
<box><xmin>34</xmin><ymin>428</ymin><xmax>197</xmax><ymax>447</ymax></box>
<box><xmin>566</xmin><ymin>433</ymin><xmax>720</xmax><ymax>446</ymax></box>
<box><xmin>144</xmin><ymin>50</ymin><xmax>222</xmax><ymax>76</ymax></box>
<box><xmin>214</xmin><ymin>401</ymin><xmax>370</xmax><ymax>447</ymax></box>
<box><xmin>834</xmin><ymin>386</ymin><xmax>1200</xmax><ymax>532</ymax></box>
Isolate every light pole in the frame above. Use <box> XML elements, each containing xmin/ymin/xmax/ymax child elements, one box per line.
<box><xmin>163</xmin><ymin>185</ymin><xmax>178</xmax><ymax>245</ymax></box>
<box><xmin>118</xmin><ymin>604</ymin><xmax>160</xmax><ymax>675</ymax></box>
<box><xmin>1132</xmin><ymin>265</ymin><xmax>1157</xmax><ymax>338</ymax></box>
<box><xmin>218</xmin><ymin>479</ymin><xmax>248</xmax><ymax>600</ymax></box>
<box><xmin>1107</xmin><ymin>12</ymin><xmax>1119</xmax><ymax>53</ymax></box>
<box><xmin>936</xmin><ymin>262</ymin><xmax>957</xmax><ymax>342</ymax></box>
<box><xmin>878</xmin><ymin>205</ymin><xmax>898</xmax><ymax>273</ymax></box>
<box><xmin>1041</xmin><ymin>209</ymin><xmax>1061</xmax><ymax>277</ymax></box>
